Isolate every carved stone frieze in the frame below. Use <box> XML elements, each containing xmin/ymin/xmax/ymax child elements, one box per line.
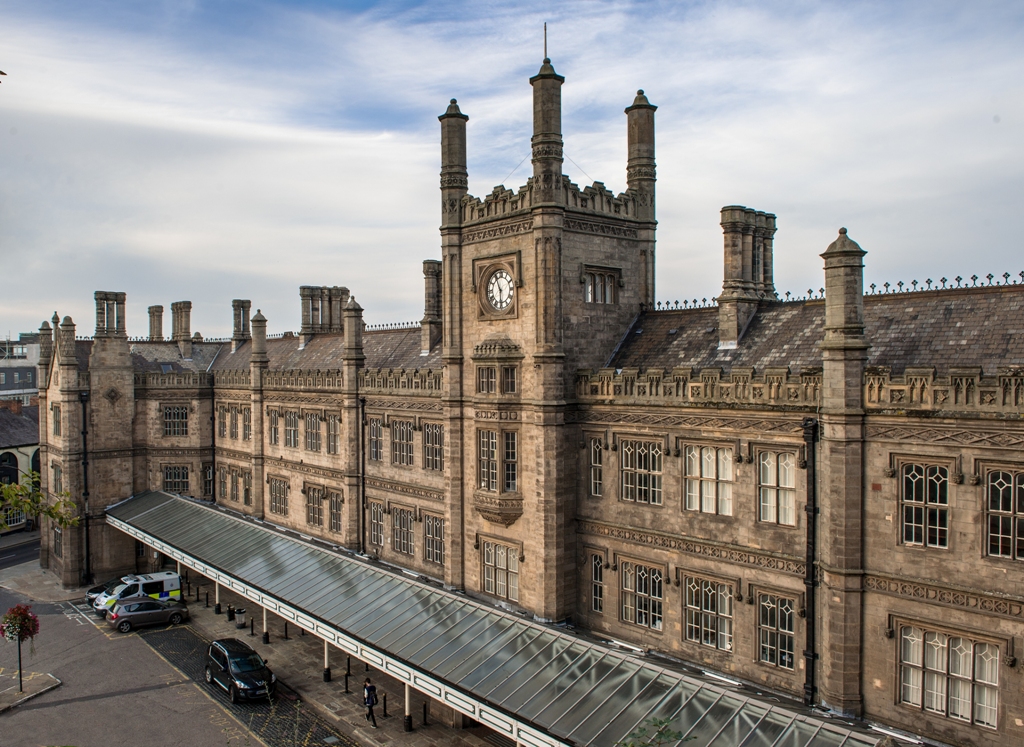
<box><xmin>463</xmin><ymin>220</ymin><xmax>534</xmax><ymax>245</ymax></box>
<box><xmin>576</xmin><ymin>409</ymin><xmax>805</xmax><ymax>434</ymax></box>
<box><xmin>473</xmin><ymin>492</ymin><xmax>523</xmax><ymax>527</ymax></box>
<box><xmin>363</xmin><ymin>398</ymin><xmax>443</xmax><ymax>413</ymax></box>
<box><xmin>365</xmin><ymin>477</ymin><xmax>443</xmax><ymax>502</ymax></box>
<box><xmin>578</xmin><ymin>520</ymin><xmax>805</xmax><ymax>576</ymax></box>
<box><xmin>865</xmin><ymin>574</ymin><xmax>1024</xmax><ymax>620</ymax></box>
<box><xmin>439</xmin><ymin>173</ymin><xmax>468</xmax><ymax>188</ymax></box>
<box><xmin>564</xmin><ymin>219</ymin><xmax>639</xmax><ymax>239</ymax></box>
<box><xmin>865</xmin><ymin>425</ymin><xmax>1024</xmax><ymax>448</ymax></box>
<box><xmin>626</xmin><ymin>166</ymin><xmax>657</xmax><ymax>181</ymax></box>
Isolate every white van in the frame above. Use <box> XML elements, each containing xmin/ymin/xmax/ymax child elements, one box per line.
<box><xmin>92</xmin><ymin>572</ymin><xmax>182</xmax><ymax>615</ymax></box>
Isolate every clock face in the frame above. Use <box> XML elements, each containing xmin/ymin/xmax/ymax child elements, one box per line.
<box><xmin>486</xmin><ymin>269</ymin><xmax>514</xmax><ymax>311</ymax></box>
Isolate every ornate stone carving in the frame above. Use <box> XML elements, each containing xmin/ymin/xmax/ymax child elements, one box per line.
<box><xmin>865</xmin><ymin>425</ymin><xmax>1024</xmax><ymax>448</ymax></box>
<box><xmin>366</xmin><ymin>477</ymin><xmax>443</xmax><ymax>502</ymax></box>
<box><xmin>578</xmin><ymin>520</ymin><xmax>805</xmax><ymax>576</ymax></box>
<box><xmin>463</xmin><ymin>220</ymin><xmax>534</xmax><ymax>245</ymax></box>
<box><xmin>576</xmin><ymin>410</ymin><xmax>805</xmax><ymax>434</ymax></box>
<box><xmin>564</xmin><ymin>219</ymin><xmax>639</xmax><ymax>239</ymax></box>
<box><xmin>865</xmin><ymin>574</ymin><xmax>1024</xmax><ymax>620</ymax></box>
<box><xmin>473</xmin><ymin>492</ymin><xmax>523</xmax><ymax>526</ymax></box>
<box><xmin>363</xmin><ymin>398</ymin><xmax>443</xmax><ymax>412</ymax></box>
<box><xmin>439</xmin><ymin>174</ymin><xmax>468</xmax><ymax>188</ymax></box>
<box><xmin>626</xmin><ymin>166</ymin><xmax>657</xmax><ymax>181</ymax></box>
<box><xmin>531</xmin><ymin>145</ymin><xmax>563</xmax><ymax>159</ymax></box>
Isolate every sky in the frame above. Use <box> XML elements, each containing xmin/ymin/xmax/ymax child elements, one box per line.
<box><xmin>0</xmin><ymin>0</ymin><xmax>1021</xmax><ymax>338</ymax></box>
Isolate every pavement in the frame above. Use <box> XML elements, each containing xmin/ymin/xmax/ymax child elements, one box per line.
<box><xmin>0</xmin><ymin>561</ymin><xmax>513</xmax><ymax>747</ymax></box>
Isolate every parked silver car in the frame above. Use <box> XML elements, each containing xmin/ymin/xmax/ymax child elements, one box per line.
<box><xmin>106</xmin><ymin>598</ymin><xmax>189</xmax><ymax>633</ymax></box>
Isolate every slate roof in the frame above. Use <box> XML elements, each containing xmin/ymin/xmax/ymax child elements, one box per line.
<box><xmin>209</xmin><ymin>329</ymin><xmax>440</xmax><ymax>372</ymax></box>
<box><xmin>609</xmin><ymin>286</ymin><xmax>1024</xmax><ymax>376</ymax></box>
<box><xmin>130</xmin><ymin>341</ymin><xmax>227</xmax><ymax>373</ymax></box>
<box><xmin>0</xmin><ymin>406</ymin><xmax>39</xmax><ymax>449</ymax></box>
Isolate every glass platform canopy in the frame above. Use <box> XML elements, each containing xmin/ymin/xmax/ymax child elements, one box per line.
<box><xmin>107</xmin><ymin>492</ymin><xmax>881</xmax><ymax>747</ymax></box>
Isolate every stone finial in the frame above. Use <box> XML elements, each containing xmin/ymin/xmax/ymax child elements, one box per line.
<box><xmin>530</xmin><ymin>56</ymin><xmax>564</xmax><ymax>204</ymax></box>
<box><xmin>38</xmin><ymin>320</ymin><xmax>53</xmax><ymax>365</ymax></box>
<box><xmin>440</xmin><ymin>98</ymin><xmax>468</xmax><ymax>121</ymax></box>
<box><xmin>439</xmin><ymin>98</ymin><xmax>469</xmax><ymax>228</ymax></box>
<box><xmin>625</xmin><ymin>88</ymin><xmax>657</xmax><ymax>224</ymax></box>
<box><xmin>821</xmin><ymin>227</ymin><xmax>869</xmax><ymax>352</ymax></box>
<box><xmin>250</xmin><ymin>309</ymin><xmax>268</xmax><ymax>363</ymax></box>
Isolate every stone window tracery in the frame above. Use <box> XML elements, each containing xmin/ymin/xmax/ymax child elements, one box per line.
<box><xmin>391</xmin><ymin>420</ymin><xmax>414</xmax><ymax>466</ymax></box>
<box><xmin>392</xmin><ymin>506</ymin><xmax>414</xmax><ymax>555</ymax></box>
<box><xmin>902</xmin><ymin>464</ymin><xmax>949</xmax><ymax>548</ymax></box>
<box><xmin>685</xmin><ymin>445</ymin><xmax>733</xmax><ymax>515</ymax></box>
<box><xmin>483</xmin><ymin>540</ymin><xmax>519</xmax><ymax>602</ymax></box>
<box><xmin>329</xmin><ymin>491</ymin><xmax>343</xmax><ymax>532</ymax></box>
<box><xmin>986</xmin><ymin>470</ymin><xmax>1024</xmax><ymax>560</ymax></box>
<box><xmin>424</xmin><ymin>514</ymin><xmax>444</xmax><ymax>565</ymax></box>
<box><xmin>327</xmin><ymin>415</ymin><xmax>339</xmax><ymax>455</ymax></box>
<box><xmin>368</xmin><ymin>418</ymin><xmax>383</xmax><ymax>461</ymax></box>
<box><xmin>268</xmin><ymin>410</ymin><xmax>279</xmax><ymax>445</ymax></box>
<box><xmin>621</xmin><ymin>561</ymin><xmax>663</xmax><ymax>630</ymax></box>
<box><xmin>269</xmin><ymin>478</ymin><xmax>288</xmax><ymax>515</ymax></box>
<box><xmin>284</xmin><ymin>411</ymin><xmax>299</xmax><ymax>448</ymax></box>
<box><xmin>591</xmin><ymin>553</ymin><xmax>604</xmax><ymax>613</ymax></box>
<box><xmin>685</xmin><ymin>576</ymin><xmax>734</xmax><ymax>651</ymax></box>
<box><xmin>163</xmin><ymin>406</ymin><xmax>189</xmax><ymax>437</ymax></box>
<box><xmin>620</xmin><ymin>440</ymin><xmax>662</xmax><ymax>505</ymax></box>
<box><xmin>899</xmin><ymin>625</ymin><xmax>999</xmax><ymax>728</ymax></box>
<box><xmin>242</xmin><ymin>408</ymin><xmax>251</xmax><ymax>441</ymax></box>
<box><xmin>163</xmin><ymin>465</ymin><xmax>189</xmax><ymax>494</ymax></box>
<box><xmin>369</xmin><ymin>502</ymin><xmax>384</xmax><ymax>546</ymax></box>
<box><xmin>758</xmin><ymin>593</ymin><xmax>795</xmax><ymax>669</ymax></box>
<box><xmin>229</xmin><ymin>407</ymin><xmax>239</xmax><ymax>440</ymax></box>
<box><xmin>51</xmin><ymin>404</ymin><xmax>61</xmax><ymax>436</ymax></box>
<box><xmin>759</xmin><ymin>451</ymin><xmax>796</xmax><ymax>526</ymax></box>
<box><xmin>305</xmin><ymin>413</ymin><xmax>321</xmax><ymax>452</ymax></box>
<box><xmin>423</xmin><ymin>423</ymin><xmax>444</xmax><ymax>471</ymax></box>
<box><xmin>306</xmin><ymin>485</ymin><xmax>324</xmax><ymax>527</ymax></box>
<box><xmin>590</xmin><ymin>438</ymin><xmax>603</xmax><ymax>497</ymax></box>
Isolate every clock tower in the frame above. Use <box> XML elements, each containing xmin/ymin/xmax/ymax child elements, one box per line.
<box><xmin>438</xmin><ymin>59</ymin><xmax>656</xmax><ymax>621</ymax></box>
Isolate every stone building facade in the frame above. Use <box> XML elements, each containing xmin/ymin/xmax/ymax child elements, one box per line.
<box><xmin>35</xmin><ymin>59</ymin><xmax>1024</xmax><ymax>746</ymax></box>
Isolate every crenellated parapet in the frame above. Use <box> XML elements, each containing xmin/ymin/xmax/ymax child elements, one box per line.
<box><xmin>360</xmin><ymin>367</ymin><xmax>443</xmax><ymax>394</ymax></box>
<box><xmin>461</xmin><ymin>177</ymin><xmax>645</xmax><ymax>228</ymax></box>
<box><xmin>864</xmin><ymin>366</ymin><xmax>1024</xmax><ymax>414</ymax></box>
<box><xmin>576</xmin><ymin>366</ymin><xmax>822</xmax><ymax>409</ymax></box>
<box><xmin>213</xmin><ymin>370</ymin><xmax>252</xmax><ymax>388</ymax></box>
<box><xmin>135</xmin><ymin>372</ymin><xmax>214</xmax><ymax>389</ymax></box>
<box><xmin>261</xmin><ymin>369</ymin><xmax>344</xmax><ymax>392</ymax></box>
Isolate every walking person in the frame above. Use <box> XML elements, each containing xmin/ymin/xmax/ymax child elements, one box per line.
<box><xmin>363</xmin><ymin>678</ymin><xmax>379</xmax><ymax>728</ymax></box>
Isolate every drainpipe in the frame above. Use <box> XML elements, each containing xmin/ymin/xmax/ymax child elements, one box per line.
<box><xmin>79</xmin><ymin>390</ymin><xmax>93</xmax><ymax>585</ymax></box>
<box><xmin>802</xmin><ymin>417</ymin><xmax>819</xmax><ymax>706</ymax></box>
<box><xmin>359</xmin><ymin>397</ymin><xmax>366</xmax><ymax>555</ymax></box>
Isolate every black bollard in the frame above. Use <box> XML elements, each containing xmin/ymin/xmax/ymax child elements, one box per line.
<box><xmin>365</xmin><ymin>660</ymin><xmax>369</xmax><ymax>673</ymax></box>
<box><xmin>250</xmin><ymin>619</ymin><xmax>254</xmax><ymax>637</ymax></box>
<box><xmin>205</xmin><ymin>591</ymin><xmax>209</xmax><ymax>608</ymax></box>
<box><xmin>323</xmin><ymin>667</ymin><xmax>331</xmax><ymax>683</ymax></box>
<box><xmin>423</xmin><ymin>701</ymin><xmax>428</xmax><ymax>726</ymax></box>
<box><xmin>344</xmin><ymin>673</ymin><xmax>349</xmax><ymax>693</ymax></box>
<box><xmin>262</xmin><ymin>630</ymin><xmax>270</xmax><ymax>645</ymax></box>
<box><xmin>300</xmin><ymin>627</ymin><xmax>305</xmax><ymax>637</ymax></box>
<box><xmin>196</xmin><ymin>585</ymin><xmax>200</xmax><ymax>602</ymax></box>
<box><xmin>346</xmin><ymin>656</ymin><xmax>351</xmax><ymax>676</ymax></box>
<box><xmin>283</xmin><ymin>621</ymin><xmax>289</xmax><ymax>639</ymax></box>
<box><xmin>227</xmin><ymin>605</ymin><xmax>235</xmax><ymax>622</ymax></box>
<box><xmin>382</xmin><ymin>693</ymin><xmax>388</xmax><ymax>718</ymax></box>
<box><xmin>187</xmin><ymin>581</ymin><xmax>191</xmax><ymax>597</ymax></box>
<box><xmin>404</xmin><ymin>714</ymin><xmax>412</xmax><ymax>732</ymax></box>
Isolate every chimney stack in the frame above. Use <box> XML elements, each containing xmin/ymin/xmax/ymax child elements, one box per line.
<box><xmin>231</xmin><ymin>299</ymin><xmax>251</xmax><ymax>352</ymax></box>
<box><xmin>421</xmin><ymin>260</ymin><xmax>442</xmax><ymax>355</ymax></box>
<box><xmin>94</xmin><ymin>291</ymin><xmax>126</xmax><ymax>337</ymax></box>
<box><xmin>171</xmin><ymin>301</ymin><xmax>192</xmax><ymax>359</ymax></box>
<box><xmin>718</xmin><ymin>206</ymin><xmax>776</xmax><ymax>349</ymax></box>
<box><xmin>148</xmin><ymin>305</ymin><xmax>164</xmax><ymax>341</ymax></box>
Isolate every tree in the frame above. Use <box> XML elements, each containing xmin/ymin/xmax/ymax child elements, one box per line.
<box><xmin>0</xmin><ymin>470</ymin><xmax>77</xmax><ymax>532</ymax></box>
<box><xmin>615</xmin><ymin>717</ymin><xmax>692</xmax><ymax>747</ymax></box>
<box><xmin>1</xmin><ymin>603</ymin><xmax>40</xmax><ymax>692</ymax></box>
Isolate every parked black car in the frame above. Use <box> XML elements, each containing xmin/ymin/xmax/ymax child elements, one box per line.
<box><xmin>204</xmin><ymin>638</ymin><xmax>276</xmax><ymax>703</ymax></box>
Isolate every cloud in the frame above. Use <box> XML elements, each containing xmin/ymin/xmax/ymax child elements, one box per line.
<box><xmin>0</xmin><ymin>0</ymin><xmax>1022</xmax><ymax>338</ymax></box>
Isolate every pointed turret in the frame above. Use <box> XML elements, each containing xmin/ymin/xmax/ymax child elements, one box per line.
<box><xmin>530</xmin><ymin>58</ymin><xmax>564</xmax><ymax>203</ymax></box>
